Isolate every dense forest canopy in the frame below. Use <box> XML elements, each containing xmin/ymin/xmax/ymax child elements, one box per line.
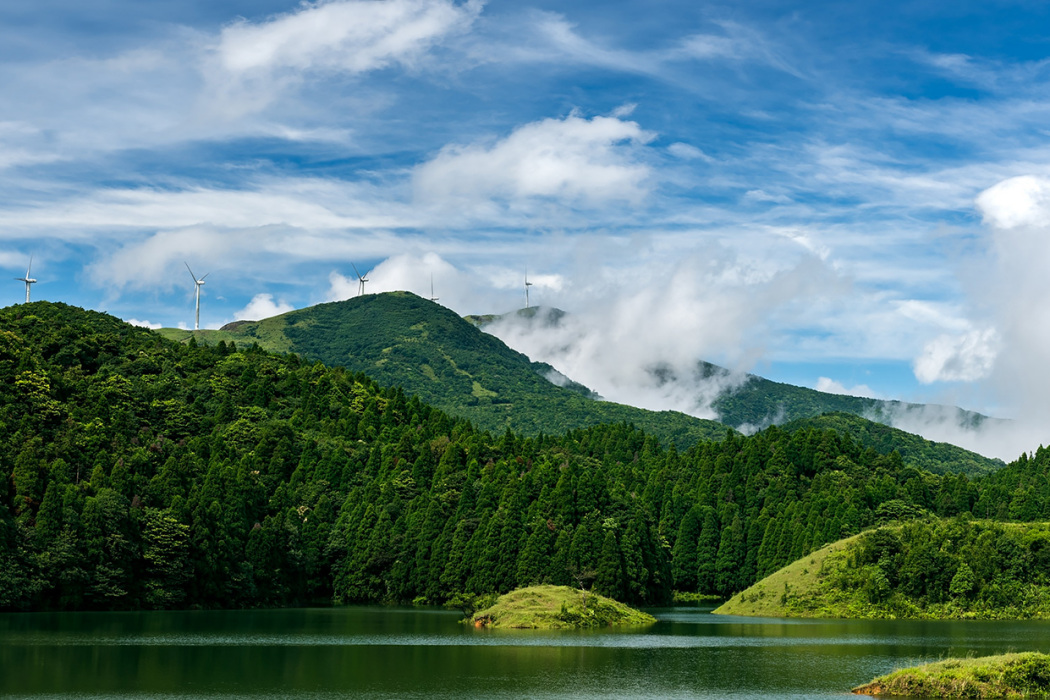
<box><xmin>1</xmin><ymin>302</ymin><xmax>1048</xmax><ymax>613</ymax></box>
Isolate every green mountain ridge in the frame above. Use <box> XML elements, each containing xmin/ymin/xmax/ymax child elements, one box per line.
<box><xmin>158</xmin><ymin>292</ymin><xmax>1001</xmax><ymax>474</ymax></box>
<box><xmin>158</xmin><ymin>292</ymin><xmax>728</xmax><ymax>448</ymax></box>
<box><xmin>205</xmin><ymin>292</ymin><xmax>997</xmax><ymax>473</ymax></box>
<box><xmin>781</xmin><ymin>413</ymin><xmax>1003</xmax><ymax>477</ymax></box>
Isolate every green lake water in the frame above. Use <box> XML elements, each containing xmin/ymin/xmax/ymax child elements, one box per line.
<box><xmin>2</xmin><ymin>605</ymin><xmax>1048</xmax><ymax>699</ymax></box>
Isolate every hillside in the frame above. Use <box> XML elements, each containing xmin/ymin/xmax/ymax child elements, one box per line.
<box><xmin>781</xmin><ymin>413</ymin><xmax>1003</xmax><ymax>477</ymax></box>
<box><xmin>10</xmin><ymin>302</ymin><xmax>1050</xmax><ymax>614</ymax></box>
<box><xmin>716</xmin><ymin>519</ymin><xmax>1050</xmax><ymax>620</ymax></box>
<box><xmin>158</xmin><ymin>292</ymin><xmax>729</xmax><ymax>448</ymax></box>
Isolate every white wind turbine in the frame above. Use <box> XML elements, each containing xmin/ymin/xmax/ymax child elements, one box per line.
<box><xmin>351</xmin><ymin>262</ymin><xmax>370</xmax><ymax>296</ymax></box>
<box><xmin>15</xmin><ymin>256</ymin><xmax>37</xmax><ymax>303</ymax></box>
<box><xmin>524</xmin><ymin>266</ymin><xmax>533</xmax><ymax>309</ymax></box>
<box><xmin>429</xmin><ymin>273</ymin><xmax>439</xmax><ymax>302</ymax></box>
<box><xmin>185</xmin><ymin>262</ymin><xmax>209</xmax><ymax>331</ymax></box>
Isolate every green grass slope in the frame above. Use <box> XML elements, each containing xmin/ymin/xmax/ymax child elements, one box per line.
<box><xmin>782</xmin><ymin>413</ymin><xmax>1003</xmax><ymax>477</ymax></box>
<box><xmin>854</xmin><ymin>652</ymin><xmax>1050</xmax><ymax>698</ymax></box>
<box><xmin>159</xmin><ymin>292</ymin><xmax>728</xmax><ymax>448</ymax></box>
<box><xmin>717</xmin><ymin>519</ymin><xmax>1050</xmax><ymax>620</ymax></box>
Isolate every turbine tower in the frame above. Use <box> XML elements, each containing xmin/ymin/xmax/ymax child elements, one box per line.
<box><xmin>429</xmin><ymin>274</ymin><xmax>439</xmax><ymax>302</ymax></box>
<box><xmin>524</xmin><ymin>267</ymin><xmax>533</xmax><ymax>309</ymax></box>
<box><xmin>351</xmin><ymin>262</ymin><xmax>370</xmax><ymax>296</ymax></box>
<box><xmin>15</xmin><ymin>257</ymin><xmax>36</xmax><ymax>303</ymax></box>
<box><xmin>185</xmin><ymin>262</ymin><xmax>209</xmax><ymax>331</ymax></box>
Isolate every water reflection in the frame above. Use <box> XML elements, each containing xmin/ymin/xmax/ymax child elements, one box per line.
<box><xmin>1</xmin><ymin>605</ymin><xmax>1047</xmax><ymax>699</ymax></box>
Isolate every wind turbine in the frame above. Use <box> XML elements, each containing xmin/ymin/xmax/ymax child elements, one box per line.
<box><xmin>524</xmin><ymin>267</ymin><xmax>533</xmax><ymax>309</ymax></box>
<box><xmin>429</xmin><ymin>273</ymin><xmax>439</xmax><ymax>302</ymax></box>
<box><xmin>15</xmin><ymin>257</ymin><xmax>37</xmax><ymax>303</ymax></box>
<box><xmin>351</xmin><ymin>262</ymin><xmax>370</xmax><ymax>296</ymax></box>
<box><xmin>185</xmin><ymin>262</ymin><xmax>209</xmax><ymax>331</ymax></box>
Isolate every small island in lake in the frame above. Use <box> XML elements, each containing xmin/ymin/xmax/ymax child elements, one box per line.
<box><xmin>470</xmin><ymin>585</ymin><xmax>656</xmax><ymax>629</ymax></box>
<box><xmin>853</xmin><ymin>652</ymin><xmax>1050</xmax><ymax>698</ymax></box>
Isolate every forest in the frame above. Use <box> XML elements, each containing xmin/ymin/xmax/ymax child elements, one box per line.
<box><xmin>2</xmin><ymin>301</ymin><xmax>1049</xmax><ymax>612</ymax></box>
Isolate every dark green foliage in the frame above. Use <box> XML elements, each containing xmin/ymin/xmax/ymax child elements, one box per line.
<box><xmin>2</xmin><ymin>301</ymin><xmax>1050</xmax><ymax>614</ymax></box>
<box><xmin>782</xmin><ymin>412</ymin><xmax>1003</xmax><ymax>477</ymax></box>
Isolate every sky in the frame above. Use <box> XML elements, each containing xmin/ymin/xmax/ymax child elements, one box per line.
<box><xmin>3</xmin><ymin>0</ymin><xmax>1050</xmax><ymax>458</ymax></box>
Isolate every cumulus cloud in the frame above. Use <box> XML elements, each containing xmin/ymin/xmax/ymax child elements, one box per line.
<box><xmin>482</xmin><ymin>246</ymin><xmax>846</xmax><ymax>420</ymax></box>
<box><xmin>913</xmin><ymin>328</ymin><xmax>999</xmax><ymax>384</ymax></box>
<box><xmin>324</xmin><ymin>251</ymin><xmax>547</xmax><ymax>314</ymax></box>
<box><xmin>815</xmin><ymin>377</ymin><xmax>878</xmax><ymax>398</ymax></box>
<box><xmin>413</xmin><ymin>113</ymin><xmax>655</xmax><ymax>208</ymax></box>
<box><xmin>125</xmin><ymin>318</ymin><xmax>162</xmax><ymax>329</ymax></box>
<box><xmin>234</xmin><ymin>293</ymin><xmax>295</xmax><ymax>320</ymax></box>
<box><xmin>975</xmin><ymin>175</ymin><xmax>1050</xmax><ymax>230</ymax></box>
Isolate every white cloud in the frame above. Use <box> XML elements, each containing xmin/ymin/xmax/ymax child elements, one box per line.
<box><xmin>218</xmin><ymin>0</ymin><xmax>478</xmax><ymax>75</ymax></box>
<box><xmin>913</xmin><ymin>328</ymin><xmax>999</xmax><ymax>384</ymax></box>
<box><xmin>815</xmin><ymin>377</ymin><xmax>877</xmax><ymax>398</ymax></box>
<box><xmin>208</xmin><ymin>0</ymin><xmax>481</xmax><ymax>116</ymax></box>
<box><xmin>234</xmin><ymin>293</ymin><xmax>295</xmax><ymax>320</ymax></box>
<box><xmin>743</xmin><ymin>189</ymin><xmax>791</xmax><ymax>204</ymax></box>
<box><xmin>667</xmin><ymin>142</ymin><xmax>712</xmax><ymax>161</ymax></box>
<box><xmin>975</xmin><ymin>175</ymin><xmax>1050</xmax><ymax>230</ymax></box>
<box><xmin>125</xmin><ymin>318</ymin><xmax>162</xmax><ymax>329</ymax></box>
<box><xmin>413</xmin><ymin>113</ymin><xmax>655</xmax><ymax>207</ymax></box>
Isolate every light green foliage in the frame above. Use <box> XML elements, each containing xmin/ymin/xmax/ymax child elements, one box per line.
<box><xmin>721</xmin><ymin>520</ymin><xmax>1050</xmax><ymax>620</ymax></box>
<box><xmin>855</xmin><ymin>652</ymin><xmax>1050</xmax><ymax>698</ymax></box>
<box><xmin>470</xmin><ymin>585</ymin><xmax>655</xmax><ymax>629</ymax></box>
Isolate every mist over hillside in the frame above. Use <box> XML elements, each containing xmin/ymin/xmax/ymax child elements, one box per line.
<box><xmin>477</xmin><ymin>306</ymin><xmax>1016</xmax><ymax>460</ymax></box>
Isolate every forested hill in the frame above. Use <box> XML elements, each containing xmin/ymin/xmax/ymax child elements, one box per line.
<box><xmin>2</xmin><ymin>301</ymin><xmax>1048</xmax><ymax>614</ymax></box>
<box><xmin>781</xmin><ymin>413</ymin><xmax>1003</xmax><ymax>477</ymax></box>
<box><xmin>158</xmin><ymin>292</ymin><xmax>728</xmax><ymax>448</ymax></box>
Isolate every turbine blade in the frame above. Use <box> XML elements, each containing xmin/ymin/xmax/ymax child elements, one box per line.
<box><xmin>185</xmin><ymin>261</ymin><xmax>198</xmax><ymax>282</ymax></box>
<box><xmin>350</xmin><ymin>262</ymin><xmax>362</xmax><ymax>279</ymax></box>
<box><xmin>26</xmin><ymin>255</ymin><xmax>32</xmax><ymax>278</ymax></box>
<box><xmin>200</xmin><ymin>272</ymin><xmax>210</xmax><ymax>281</ymax></box>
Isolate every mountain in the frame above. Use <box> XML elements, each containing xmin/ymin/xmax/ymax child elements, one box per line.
<box><xmin>160</xmin><ymin>293</ymin><xmax>1002</xmax><ymax>474</ymax></box>
<box><xmin>158</xmin><ymin>292</ymin><xmax>729</xmax><ymax>448</ymax></box>
<box><xmin>467</xmin><ymin>307</ymin><xmax>996</xmax><ymax>434</ymax></box>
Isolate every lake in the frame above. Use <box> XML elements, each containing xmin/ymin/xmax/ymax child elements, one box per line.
<box><xmin>2</xmin><ymin>605</ymin><xmax>1048</xmax><ymax>699</ymax></box>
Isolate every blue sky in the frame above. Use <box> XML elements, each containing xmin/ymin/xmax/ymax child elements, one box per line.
<box><xmin>4</xmin><ymin>0</ymin><xmax>1050</xmax><ymax>452</ymax></box>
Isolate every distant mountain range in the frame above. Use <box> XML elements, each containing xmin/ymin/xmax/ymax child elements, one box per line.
<box><xmin>158</xmin><ymin>292</ymin><xmax>1002</xmax><ymax>475</ymax></box>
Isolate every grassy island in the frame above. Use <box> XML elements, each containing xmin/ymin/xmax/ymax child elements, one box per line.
<box><xmin>470</xmin><ymin>585</ymin><xmax>656</xmax><ymax>629</ymax></box>
<box><xmin>853</xmin><ymin>652</ymin><xmax>1050</xmax><ymax>698</ymax></box>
